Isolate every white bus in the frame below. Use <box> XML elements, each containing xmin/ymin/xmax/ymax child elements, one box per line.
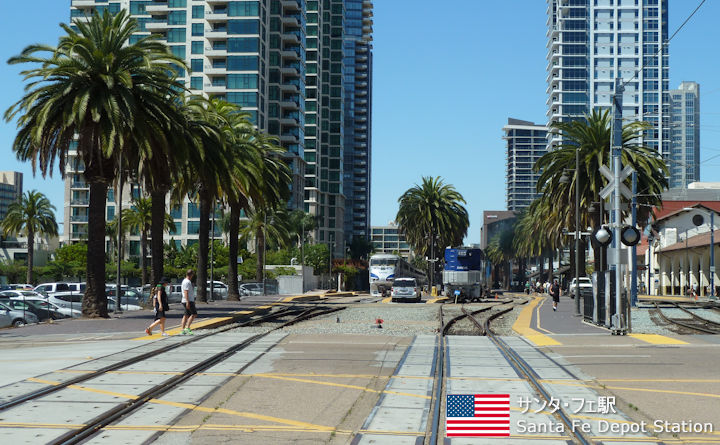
<box><xmin>369</xmin><ymin>254</ymin><xmax>426</xmax><ymax>297</ymax></box>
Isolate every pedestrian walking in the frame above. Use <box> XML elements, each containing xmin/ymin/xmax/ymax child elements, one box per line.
<box><xmin>181</xmin><ymin>269</ymin><xmax>197</xmax><ymax>335</ymax></box>
<box><xmin>525</xmin><ymin>281</ymin><xmax>531</xmax><ymax>295</ymax></box>
<box><xmin>550</xmin><ymin>279</ymin><xmax>561</xmax><ymax>311</ymax></box>
<box><xmin>145</xmin><ymin>278</ymin><xmax>170</xmax><ymax>336</ymax></box>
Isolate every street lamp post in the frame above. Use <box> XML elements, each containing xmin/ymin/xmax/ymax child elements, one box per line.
<box><xmin>115</xmin><ymin>152</ymin><xmax>124</xmax><ymax>314</ymax></box>
<box><xmin>559</xmin><ymin>148</ymin><xmax>582</xmax><ymax>317</ymax></box>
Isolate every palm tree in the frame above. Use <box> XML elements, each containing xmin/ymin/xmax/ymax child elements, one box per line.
<box><xmin>173</xmin><ymin>97</ymin><xmax>232</xmax><ymax>302</ymax></box>
<box><xmin>487</xmin><ymin>226</ymin><xmax>516</xmax><ymax>289</ymax></box>
<box><xmin>396</xmin><ymin>176</ymin><xmax>469</xmax><ymax>283</ymax></box>
<box><xmin>0</xmin><ymin>190</ymin><xmax>58</xmax><ymax>284</ymax></box>
<box><xmin>239</xmin><ymin>207</ymin><xmax>292</xmax><ymax>282</ymax></box>
<box><xmin>5</xmin><ymin>11</ymin><xmax>185</xmax><ymax>317</ymax></box>
<box><xmin>122</xmin><ymin>197</ymin><xmax>175</xmax><ymax>287</ymax></box>
<box><xmin>535</xmin><ymin>108</ymin><xmax>668</xmax><ymax>270</ymax></box>
<box><xmin>287</xmin><ymin>209</ymin><xmax>316</xmax><ymax>261</ymax></box>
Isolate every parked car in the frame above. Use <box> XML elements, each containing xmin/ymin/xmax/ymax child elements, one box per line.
<box><xmin>391</xmin><ymin>278</ymin><xmax>422</xmax><ymax>303</ymax></box>
<box><xmin>206</xmin><ymin>281</ymin><xmax>228</xmax><ymax>299</ymax></box>
<box><xmin>0</xmin><ymin>290</ymin><xmax>46</xmax><ymax>300</ymax></box>
<box><xmin>8</xmin><ymin>283</ymin><xmax>34</xmax><ymax>290</ymax></box>
<box><xmin>34</xmin><ymin>282</ymin><xmax>75</xmax><ymax>297</ymax></box>
<box><xmin>67</xmin><ymin>282</ymin><xmax>86</xmax><ymax>293</ymax></box>
<box><xmin>167</xmin><ymin>284</ymin><xmax>183</xmax><ymax>303</ymax></box>
<box><xmin>239</xmin><ymin>283</ymin><xmax>264</xmax><ymax>296</ymax></box>
<box><xmin>106</xmin><ymin>297</ymin><xmax>142</xmax><ymax>311</ymax></box>
<box><xmin>47</xmin><ymin>292</ymin><xmax>83</xmax><ymax>311</ymax></box>
<box><xmin>4</xmin><ymin>294</ymin><xmax>81</xmax><ymax>318</ymax></box>
<box><xmin>568</xmin><ymin>277</ymin><xmax>593</xmax><ymax>298</ymax></box>
<box><xmin>0</xmin><ymin>301</ymin><xmax>39</xmax><ymax>326</ymax></box>
<box><xmin>3</xmin><ymin>298</ymin><xmax>69</xmax><ymax>321</ymax></box>
<box><xmin>0</xmin><ymin>285</ymin><xmax>13</xmax><ymax>292</ymax></box>
<box><xmin>106</xmin><ymin>287</ymin><xmax>146</xmax><ymax>307</ymax></box>
<box><xmin>0</xmin><ymin>308</ymin><xmax>11</xmax><ymax>328</ymax></box>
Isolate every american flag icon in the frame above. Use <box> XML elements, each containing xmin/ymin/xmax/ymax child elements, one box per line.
<box><xmin>446</xmin><ymin>394</ymin><xmax>510</xmax><ymax>437</ymax></box>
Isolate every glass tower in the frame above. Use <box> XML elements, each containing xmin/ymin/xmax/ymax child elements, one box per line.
<box><xmin>65</xmin><ymin>0</ymin><xmax>371</xmax><ymax>255</ymax></box>
<box><xmin>546</xmin><ymin>0</ymin><xmax>669</xmax><ymax>160</ymax></box>
<box><xmin>503</xmin><ymin>119</ymin><xmax>548</xmax><ymax>211</ymax></box>
<box><xmin>669</xmin><ymin>81</ymin><xmax>700</xmax><ymax>188</ymax></box>
<box><xmin>342</xmin><ymin>0</ymin><xmax>373</xmax><ymax>247</ymax></box>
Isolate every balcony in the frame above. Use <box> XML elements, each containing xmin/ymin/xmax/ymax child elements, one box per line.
<box><xmin>206</xmin><ymin>12</ymin><xmax>228</xmax><ymax>22</ymax></box>
<box><xmin>279</xmin><ymin>83</ymin><xmax>299</xmax><ymax>94</ymax></box>
<box><xmin>281</xmin><ymin>15</ymin><xmax>301</xmax><ymax>28</ymax></box>
<box><xmin>280</xmin><ymin>98</ymin><xmax>300</xmax><ymax>110</ymax></box>
<box><xmin>204</xmin><ymin>83</ymin><xmax>226</xmax><ymax>94</ymax></box>
<box><xmin>71</xmin><ymin>181</ymin><xmax>89</xmax><ymax>189</ymax></box>
<box><xmin>280</xmin><ymin>48</ymin><xmax>301</xmax><ymax>61</ymax></box>
<box><xmin>280</xmin><ymin>112</ymin><xmax>300</xmax><ymax>126</ymax></box>
<box><xmin>71</xmin><ymin>215</ymin><xmax>89</xmax><ymax>223</ymax></box>
<box><xmin>70</xmin><ymin>231</ymin><xmax>88</xmax><ymax>239</ymax></box>
<box><xmin>71</xmin><ymin>0</ymin><xmax>95</xmax><ymax>7</ymax></box>
<box><xmin>146</xmin><ymin>3</ymin><xmax>169</xmax><ymax>13</ymax></box>
<box><xmin>280</xmin><ymin>65</ymin><xmax>300</xmax><ymax>76</ymax></box>
<box><xmin>205</xmin><ymin>65</ymin><xmax>227</xmax><ymax>75</ymax></box>
<box><xmin>70</xmin><ymin>199</ymin><xmax>89</xmax><ymax>206</ymax></box>
<box><xmin>145</xmin><ymin>20</ymin><xmax>168</xmax><ymax>31</ymax></box>
<box><xmin>206</xmin><ymin>30</ymin><xmax>228</xmax><ymax>39</ymax></box>
<box><xmin>281</xmin><ymin>0</ymin><xmax>302</xmax><ymax>12</ymax></box>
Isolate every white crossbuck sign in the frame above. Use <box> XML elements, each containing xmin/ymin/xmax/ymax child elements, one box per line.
<box><xmin>599</xmin><ymin>165</ymin><xmax>634</xmax><ymax>201</ymax></box>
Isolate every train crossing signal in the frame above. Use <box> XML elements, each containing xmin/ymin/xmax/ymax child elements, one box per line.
<box><xmin>620</xmin><ymin>226</ymin><xmax>641</xmax><ymax>247</ymax></box>
<box><xmin>593</xmin><ymin>226</ymin><xmax>613</xmax><ymax>247</ymax></box>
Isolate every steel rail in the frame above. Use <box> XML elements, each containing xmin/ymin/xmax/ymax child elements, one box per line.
<box><xmin>654</xmin><ymin>302</ymin><xmax>720</xmax><ymax>334</ymax></box>
<box><xmin>0</xmin><ymin>306</ymin><xmax>303</xmax><ymax>413</ymax></box>
<box><xmin>50</xmin><ymin>306</ymin><xmax>345</xmax><ymax>445</ymax></box>
<box><xmin>481</xmin><ymin>306</ymin><xmax>593</xmax><ymax>445</ymax></box>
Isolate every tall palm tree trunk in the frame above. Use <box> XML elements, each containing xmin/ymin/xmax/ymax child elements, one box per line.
<box><xmin>150</xmin><ymin>190</ymin><xmax>166</xmax><ymax>285</ymax></box>
<box><xmin>196</xmin><ymin>191</ymin><xmax>211</xmax><ymax>302</ymax></box>
<box><xmin>227</xmin><ymin>201</ymin><xmax>241</xmax><ymax>301</ymax></box>
<box><xmin>140</xmin><ymin>228</ymin><xmax>148</xmax><ymax>287</ymax></box>
<box><xmin>26</xmin><ymin>228</ymin><xmax>34</xmax><ymax>284</ymax></box>
<box><xmin>84</xmin><ymin>182</ymin><xmax>109</xmax><ymax>318</ymax></box>
<box><xmin>256</xmin><ymin>226</ymin><xmax>265</xmax><ymax>282</ymax></box>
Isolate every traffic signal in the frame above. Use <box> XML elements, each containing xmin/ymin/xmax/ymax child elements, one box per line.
<box><xmin>620</xmin><ymin>225</ymin><xmax>641</xmax><ymax>246</ymax></box>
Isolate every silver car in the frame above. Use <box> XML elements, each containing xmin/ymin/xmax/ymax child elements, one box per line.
<box><xmin>391</xmin><ymin>278</ymin><xmax>422</xmax><ymax>303</ymax></box>
<box><xmin>0</xmin><ymin>301</ymin><xmax>39</xmax><ymax>327</ymax></box>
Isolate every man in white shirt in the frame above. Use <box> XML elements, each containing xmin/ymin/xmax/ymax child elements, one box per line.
<box><xmin>181</xmin><ymin>269</ymin><xmax>197</xmax><ymax>335</ymax></box>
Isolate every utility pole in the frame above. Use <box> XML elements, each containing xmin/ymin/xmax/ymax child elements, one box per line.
<box><xmin>574</xmin><ymin>147</ymin><xmax>581</xmax><ymax>316</ymax></box>
<box><xmin>631</xmin><ymin>171</ymin><xmax>638</xmax><ymax>307</ymax></box>
<box><xmin>115</xmin><ymin>151</ymin><xmax>123</xmax><ymax>314</ymax></box>
<box><xmin>611</xmin><ymin>78</ymin><xmax>625</xmax><ymax>333</ymax></box>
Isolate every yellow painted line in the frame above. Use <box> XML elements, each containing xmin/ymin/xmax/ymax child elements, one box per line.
<box><xmin>629</xmin><ymin>333</ymin><xmax>688</xmax><ymax>345</ymax></box>
<box><xmin>151</xmin><ymin>399</ymin><xmax>335</xmax><ymax>431</ymax></box>
<box><xmin>535</xmin><ymin>297</ymin><xmax>555</xmax><ymax>334</ymax></box>
<box><xmin>426</xmin><ymin>297</ymin><xmax>448</xmax><ymax>304</ymax></box>
<box><xmin>233</xmin><ymin>310</ymin><xmax>254</xmax><ymax>315</ymax></box>
<box><xmin>543</xmin><ymin>379</ymin><xmax>720</xmax><ymax>400</ymax></box>
<box><xmin>512</xmin><ymin>296</ymin><xmax>561</xmax><ymax>346</ymax></box>
<box><xmin>256</xmin><ymin>305</ymin><xmax>272</xmax><ymax>309</ymax></box>
<box><xmin>639</xmin><ymin>294</ymin><xmax>695</xmax><ymax>301</ymax></box>
<box><xmin>26</xmin><ymin>377</ymin><xmax>337</xmax><ymax>432</ymax></box>
<box><xmin>381</xmin><ymin>297</ymin><xmax>391</xmax><ymax>304</ymax></box>
<box><xmin>253</xmin><ymin>373</ymin><xmax>431</xmax><ymax>399</ymax></box>
<box><xmin>599</xmin><ymin>378</ymin><xmax>720</xmax><ymax>383</ymax></box>
<box><xmin>27</xmin><ymin>378</ymin><xmax>140</xmax><ymax>400</ymax></box>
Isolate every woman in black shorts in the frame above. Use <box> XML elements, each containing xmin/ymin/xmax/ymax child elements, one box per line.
<box><xmin>145</xmin><ymin>282</ymin><xmax>169</xmax><ymax>336</ymax></box>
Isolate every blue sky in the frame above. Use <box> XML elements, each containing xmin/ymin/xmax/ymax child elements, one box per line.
<box><xmin>2</xmin><ymin>1</ymin><xmax>719</xmax><ymax>243</ymax></box>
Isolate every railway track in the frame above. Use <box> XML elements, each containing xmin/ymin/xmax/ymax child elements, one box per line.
<box><xmin>0</xmin><ymin>304</ymin><xmax>345</xmax><ymax>445</ymax></box>
<box><xmin>427</xmin><ymin>298</ymin><xmax>592</xmax><ymax>445</ymax></box>
<box><xmin>654</xmin><ymin>302</ymin><xmax>720</xmax><ymax>334</ymax></box>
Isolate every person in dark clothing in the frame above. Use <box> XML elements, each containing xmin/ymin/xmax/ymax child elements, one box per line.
<box><xmin>550</xmin><ymin>279</ymin><xmax>561</xmax><ymax>311</ymax></box>
<box><xmin>145</xmin><ymin>278</ymin><xmax>171</xmax><ymax>336</ymax></box>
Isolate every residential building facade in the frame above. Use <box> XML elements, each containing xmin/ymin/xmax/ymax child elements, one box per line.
<box><xmin>342</xmin><ymin>0</ymin><xmax>373</xmax><ymax>246</ymax></box>
<box><xmin>0</xmin><ymin>171</ymin><xmax>22</xmax><ymax>221</ymax></box>
<box><xmin>546</xmin><ymin>0</ymin><xmax>670</xmax><ymax>160</ymax></box>
<box><xmin>371</xmin><ymin>223</ymin><xmax>412</xmax><ymax>260</ymax></box>
<box><xmin>669</xmin><ymin>81</ymin><xmax>700</xmax><ymax>188</ymax></box>
<box><xmin>503</xmin><ymin>119</ymin><xmax>548</xmax><ymax>211</ymax></box>
<box><xmin>65</xmin><ymin>0</ymin><xmax>372</xmax><ymax>257</ymax></box>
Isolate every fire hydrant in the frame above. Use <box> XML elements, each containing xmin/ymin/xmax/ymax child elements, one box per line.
<box><xmin>375</xmin><ymin>318</ymin><xmax>384</xmax><ymax>329</ymax></box>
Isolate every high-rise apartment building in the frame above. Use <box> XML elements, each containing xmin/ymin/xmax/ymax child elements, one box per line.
<box><xmin>342</xmin><ymin>0</ymin><xmax>373</xmax><ymax>246</ymax></box>
<box><xmin>65</xmin><ymin>1</ymin><xmax>372</xmax><ymax>257</ymax></box>
<box><xmin>546</xmin><ymin>0</ymin><xmax>669</xmax><ymax>159</ymax></box>
<box><xmin>669</xmin><ymin>81</ymin><xmax>700</xmax><ymax>188</ymax></box>
<box><xmin>371</xmin><ymin>223</ymin><xmax>412</xmax><ymax>260</ymax></box>
<box><xmin>503</xmin><ymin>119</ymin><xmax>548</xmax><ymax>211</ymax></box>
<box><xmin>0</xmin><ymin>171</ymin><xmax>23</xmax><ymax>221</ymax></box>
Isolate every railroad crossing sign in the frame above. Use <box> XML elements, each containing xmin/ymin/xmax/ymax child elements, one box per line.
<box><xmin>599</xmin><ymin>165</ymin><xmax>634</xmax><ymax>200</ymax></box>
